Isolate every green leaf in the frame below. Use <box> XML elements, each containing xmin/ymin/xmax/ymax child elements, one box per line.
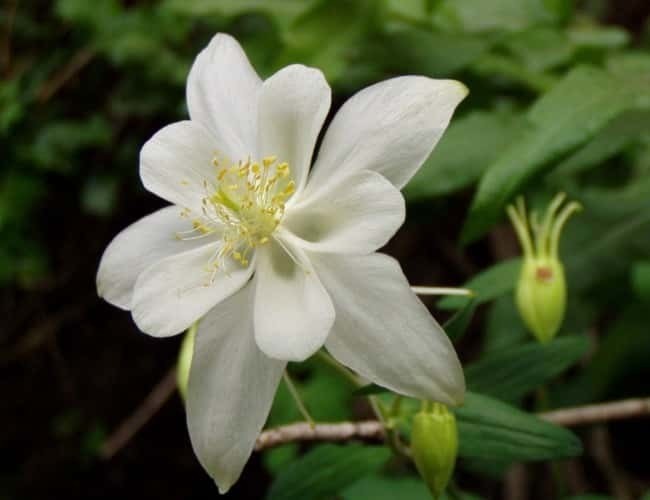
<box><xmin>165</xmin><ymin>0</ymin><xmax>313</xmax><ymax>27</ymax></box>
<box><xmin>343</xmin><ymin>474</ymin><xmax>485</xmax><ymax>500</ymax></box>
<box><xmin>455</xmin><ymin>392</ymin><xmax>582</xmax><ymax>461</ymax></box>
<box><xmin>433</xmin><ymin>0</ymin><xmax>559</xmax><ymax>33</ymax></box>
<box><xmin>461</xmin><ymin>65</ymin><xmax>647</xmax><ymax>243</ymax></box>
<box><xmin>377</xmin><ymin>29</ymin><xmax>493</xmax><ymax>78</ymax></box>
<box><xmin>342</xmin><ymin>475</ymin><xmax>430</xmax><ymax>500</ymax></box>
<box><xmin>631</xmin><ymin>260</ymin><xmax>650</xmax><ymax>302</ymax></box>
<box><xmin>465</xmin><ymin>336</ymin><xmax>590</xmax><ymax>402</ymax></box>
<box><xmin>550</xmin><ymin>110</ymin><xmax>650</xmax><ymax>179</ymax></box>
<box><xmin>266</xmin><ymin>444</ymin><xmax>391</xmax><ymax>500</ymax></box>
<box><xmin>276</xmin><ymin>0</ymin><xmax>374</xmax><ymax>84</ymax></box>
<box><xmin>438</xmin><ymin>259</ymin><xmax>521</xmax><ymax>310</ymax></box>
<box><xmin>483</xmin><ymin>296</ymin><xmax>528</xmax><ymax>352</ymax></box>
<box><xmin>406</xmin><ymin>109</ymin><xmax>525</xmax><ymax>200</ymax></box>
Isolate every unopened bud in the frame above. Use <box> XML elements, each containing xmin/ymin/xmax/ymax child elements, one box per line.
<box><xmin>177</xmin><ymin>324</ymin><xmax>196</xmax><ymax>400</ymax></box>
<box><xmin>506</xmin><ymin>193</ymin><xmax>581</xmax><ymax>343</ymax></box>
<box><xmin>410</xmin><ymin>402</ymin><xmax>458</xmax><ymax>500</ymax></box>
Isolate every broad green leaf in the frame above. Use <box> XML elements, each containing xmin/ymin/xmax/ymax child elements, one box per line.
<box><xmin>455</xmin><ymin>392</ymin><xmax>582</xmax><ymax>461</ymax></box>
<box><xmin>406</xmin><ymin>110</ymin><xmax>525</xmax><ymax>200</ymax></box>
<box><xmin>461</xmin><ymin>65</ymin><xmax>647</xmax><ymax>243</ymax></box>
<box><xmin>502</xmin><ymin>27</ymin><xmax>574</xmax><ymax>72</ymax></box>
<box><xmin>164</xmin><ymin>0</ymin><xmax>314</xmax><ymax>27</ymax></box>
<box><xmin>343</xmin><ymin>475</ymin><xmax>485</xmax><ymax>500</ymax></box>
<box><xmin>438</xmin><ymin>259</ymin><xmax>521</xmax><ymax>310</ymax></box>
<box><xmin>465</xmin><ymin>336</ymin><xmax>590</xmax><ymax>402</ymax></box>
<box><xmin>342</xmin><ymin>475</ymin><xmax>430</xmax><ymax>500</ymax></box>
<box><xmin>377</xmin><ymin>29</ymin><xmax>492</xmax><ymax>78</ymax></box>
<box><xmin>483</xmin><ymin>296</ymin><xmax>528</xmax><ymax>352</ymax></box>
<box><xmin>266</xmin><ymin>444</ymin><xmax>391</xmax><ymax>500</ymax></box>
<box><xmin>550</xmin><ymin>110</ymin><xmax>650</xmax><ymax>179</ymax></box>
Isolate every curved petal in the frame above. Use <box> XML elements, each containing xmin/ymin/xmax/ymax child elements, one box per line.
<box><xmin>131</xmin><ymin>245</ymin><xmax>254</xmax><ymax>337</ymax></box>
<box><xmin>306</xmin><ymin>77</ymin><xmax>467</xmax><ymax>192</ymax></box>
<box><xmin>253</xmin><ymin>237</ymin><xmax>335</xmax><ymax>362</ymax></box>
<box><xmin>283</xmin><ymin>170</ymin><xmax>405</xmax><ymax>255</ymax></box>
<box><xmin>257</xmin><ymin>64</ymin><xmax>330</xmax><ymax>196</ymax></box>
<box><xmin>187</xmin><ymin>282</ymin><xmax>285</xmax><ymax>494</ymax></box>
<box><xmin>186</xmin><ymin>33</ymin><xmax>261</xmax><ymax>159</ymax></box>
<box><xmin>97</xmin><ymin>206</ymin><xmax>215</xmax><ymax>310</ymax></box>
<box><xmin>311</xmin><ymin>252</ymin><xmax>465</xmax><ymax>405</ymax></box>
<box><xmin>140</xmin><ymin>120</ymin><xmax>220</xmax><ymax>213</ymax></box>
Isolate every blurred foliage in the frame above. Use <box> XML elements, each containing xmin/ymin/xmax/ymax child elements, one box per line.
<box><xmin>3</xmin><ymin>0</ymin><xmax>650</xmax><ymax>498</ymax></box>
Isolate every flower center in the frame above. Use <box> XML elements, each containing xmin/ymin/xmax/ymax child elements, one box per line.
<box><xmin>178</xmin><ymin>154</ymin><xmax>295</xmax><ymax>273</ymax></box>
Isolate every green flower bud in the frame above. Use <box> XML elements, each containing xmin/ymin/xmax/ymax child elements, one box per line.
<box><xmin>410</xmin><ymin>402</ymin><xmax>458</xmax><ymax>500</ymax></box>
<box><xmin>507</xmin><ymin>193</ymin><xmax>581</xmax><ymax>343</ymax></box>
<box><xmin>177</xmin><ymin>324</ymin><xmax>197</xmax><ymax>401</ymax></box>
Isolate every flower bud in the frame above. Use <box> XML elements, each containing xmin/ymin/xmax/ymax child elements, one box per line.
<box><xmin>410</xmin><ymin>402</ymin><xmax>458</xmax><ymax>500</ymax></box>
<box><xmin>507</xmin><ymin>193</ymin><xmax>581</xmax><ymax>343</ymax></box>
<box><xmin>176</xmin><ymin>324</ymin><xmax>196</xmax><ymax>400</ymax></box>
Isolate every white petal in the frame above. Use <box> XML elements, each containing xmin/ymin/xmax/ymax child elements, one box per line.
<box><xmin>186</xmin><ymin>33</ymin><xmax>261</xmax><ymax>159</ymax></box>
<box><xmin>140</xmin><ymin>120</ymin><xmax>220</xmax><ymax>213</ymax></box>
<box><xmin>257</xmin><ymin>64</ymin><xmax>330</xmax><ymax>196</ymax></box>
<box><xmin>311</xmin><ymin>252</ymin><xmax>465</xmax><ymax>405</ymax></box>
<box><xmin>253</xmin><ymin>237</ymin><xmax>335</xmax><ymax>362</ymax></box>
<box><xmin>187</xmin><ymin>282</ymin><xmax>285</xmax><ymax>494</ymax></box>
<box><xmin>307</xmin><ymin>77</ymin><xmax>467</xmax><ymax>192</ymax></box>
<box><xmin>97</xmin><ymin>206</ymin><xmax>211</xmax><ymax>310</ymax></box>
<box><xmin>283</xmin><ymin>170</ymin><xmax>405</xmax><ymax>255</ymax></box>
<box><xmin>131</xmin><ymin>245</ymin><xmax>254</xmax><ymax>337</ymax></box>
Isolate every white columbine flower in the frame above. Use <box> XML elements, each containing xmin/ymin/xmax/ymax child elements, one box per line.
<box><xmin>97</xmin><ymin>33</ymin><xmax>467</xmax><ymax>493</ymax></box>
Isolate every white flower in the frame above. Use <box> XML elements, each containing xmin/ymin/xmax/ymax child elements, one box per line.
<box><xmin>97</xmin><ymin>33</ymin><xmax>467</xmax><ymax>493</ymax></box>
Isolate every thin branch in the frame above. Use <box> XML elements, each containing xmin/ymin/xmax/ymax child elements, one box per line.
<box><xmin>37</xmin><ymin>46</ymin><xmax>96</xmax><ymax>102</ymax></box>
<box><xmin>540</xmin><ymin>397</ymin><xmax>650</xmax><ymax>427</ymax></box>
<box><xmin>255</xmin><ymin>397</ymin><xmax>650</xmax><ymax>451</ymax></box>
<box><xmin>101</xmin><ymin>365</ymin><xmax>650</xmax><ymax>458</ymax></box>
<box><xmin>255</xmin><ymin>420</ymin><xmax>385</xmax><ymax>451</ymax></box>
<box><xmin>99</xmin><ymin>366</ymin><xmax>177</xmax><ymax>460</ymax></box>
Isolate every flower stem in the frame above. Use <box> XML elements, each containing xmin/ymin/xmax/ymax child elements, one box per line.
<box><xmin>411</xmin><ymin>286</ymin><xmax>474</xmax><ymax>296</ymax></box>
<box><xmin>316</xmin><ymin>350</ymin><xmax>362</xmax><ymax>386</ymax></box>
<box><xmin>282</xmin><ymin>371</ymin><xmax>315</xmax><ymax>428</ymax></box>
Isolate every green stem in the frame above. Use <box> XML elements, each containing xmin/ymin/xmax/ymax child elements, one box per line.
<box><xmin>316</xmin><ymin>350</ymin><xmax>362</xmax><ymax>387</ymax></box>
<box><xmin>315</xmin><ymin>350</ymin><xmax>386</xmax><ymax>425</ymax></box>
<box><xmin>283</xmin><ymin>371</ymin><xmax>315</xmax><ymax>427</ymax></box>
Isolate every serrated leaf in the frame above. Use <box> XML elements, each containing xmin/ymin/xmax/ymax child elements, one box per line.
<box><xmin>465</xmin><ymin>336</ymin><xmax>590</xmax><ymax>402</ymax></box>
<box><xmin>266</xmin><ymin>444</ymin><xmax>391</xmax><ymax>500</ymax></box>
<box><xmin>455</xmin><ymin>392</ymin><xmax>582</xmax><ymax>461</ymax></box>
<box><xmin>438</xmin><ymin>259</ymin><xmax>521</xmax><ymax>310</ymax></box>
<box><xmin>461</xmin><ymin>65</ymin><xmax>647</xmax><ymax>243</ymax></box>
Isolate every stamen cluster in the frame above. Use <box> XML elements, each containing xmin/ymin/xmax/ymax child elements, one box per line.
<box><xmin>178</xmin><ymin>154</ymin><xmax>295</xmax><ymax>275</ymax></box>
